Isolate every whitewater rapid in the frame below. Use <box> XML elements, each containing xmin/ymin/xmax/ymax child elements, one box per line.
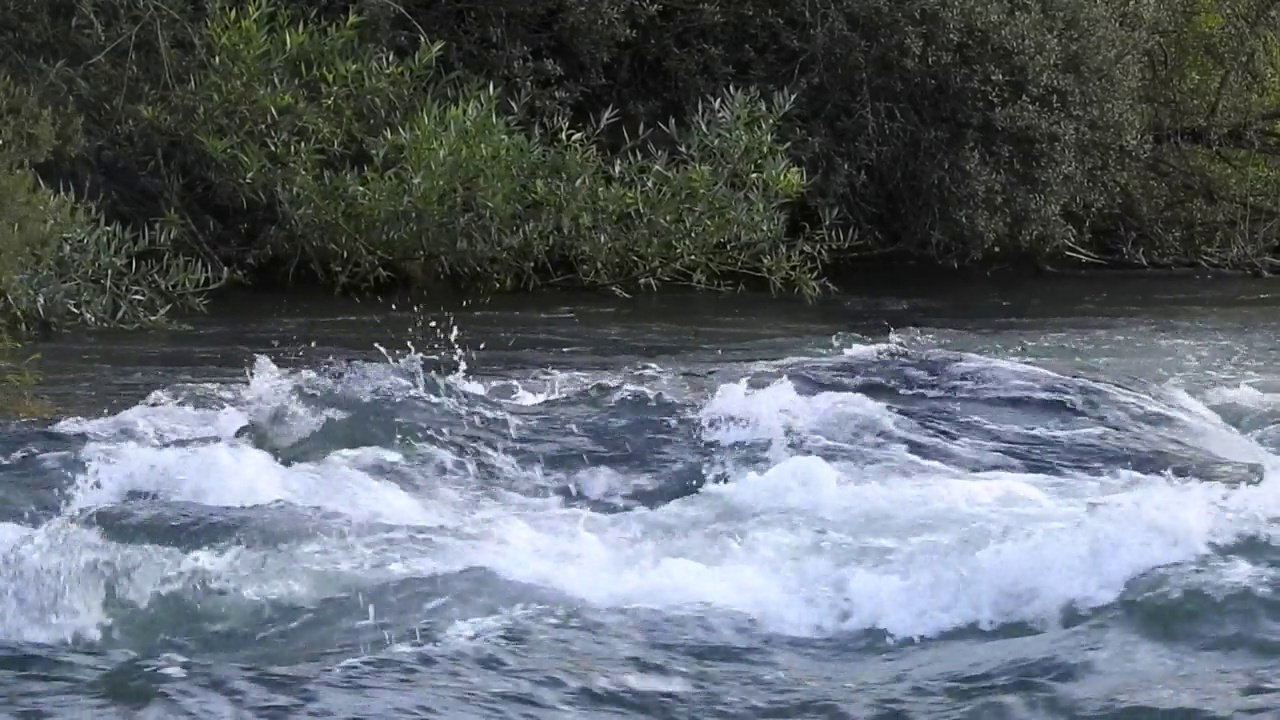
<box><xmin>2</xmin><ymin>339</ymin><xmax>1279</xmax><ymax>654</ymax></box>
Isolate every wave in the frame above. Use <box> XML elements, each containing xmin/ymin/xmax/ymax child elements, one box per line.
<box><xmin>1</xmin><ymin>341</ymin><xmax>1277</xmax><ymax>652</ymax></box>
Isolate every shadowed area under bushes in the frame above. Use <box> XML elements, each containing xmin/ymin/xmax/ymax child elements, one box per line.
<box><xmin>0</xmin><ymin>0</ymin><xmax>1276</xmax><ymax>344</ymax></box>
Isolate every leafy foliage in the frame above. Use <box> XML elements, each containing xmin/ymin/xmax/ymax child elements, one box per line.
<box><xmin>0</xmin><ymin>74</ymin><xmax>226</xmax><ymax>334</ymax></box>
<box><xmin>151</xmin><ymin>0</ymin><xmax>839</xmax><ymax>295</ymax></box>
<box><xmin>0</xmin><ymin>331</ymin><xmax>49</xmax><ymax>420</ymax></box>
<box><xmin>1129</xmin><ymin>0</ymin><xmax>1280</xmax><ymax>266</ymax></box>
<box><xmin>0</xmin><ymin>0</ymin><xmax>1278</xmax><ymax>312</ymax></box>
<box><xmin>27</xmin><ymin>0</ymin><xmax>1280</xmax><ymax>413</ymax></box>
<box><xmin>368</xmin><ymin>0</ymin><xmax>1280</xmax><ymax>269</ymax></box>
<box><xmin>0</xmin><ymin>72</ymin><xmax>224</xmax><ymax>415</ymax></box>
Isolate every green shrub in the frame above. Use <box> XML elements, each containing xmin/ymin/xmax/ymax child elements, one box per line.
<box><xmin>0</xmin><ymin>330</ymin><xmax>49</xmax><ymax>419</ymax></box>
<box><xmin>0</xmin><ymin>73</ymin><xmax>225</xmax><ymax>334</ymax></box>
<box><xmin>156</xmin><ymin>0</ymin><xmax>841</xmax><ymax>296</ymax></box>
<box><xmin>372</xmin><ymin>0</ymin><xmax>1280</xmax><ymax>269</ymax></box>
<box><xmin>0</xmin><ymin>68</ymin><xmax>224</xmax><ymax>418</ymax></box>
<box><xmin>1</xmin><ymin>0</ymin><xmax>1277</xmax><ymax>285</ymax></box>
<box><xmin>1123</xmin><ymin>0</ymin><xmax>1280</xmax><ymax>267</ymax></box>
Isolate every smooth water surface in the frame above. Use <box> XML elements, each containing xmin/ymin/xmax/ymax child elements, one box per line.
<box><xmin>3</xmin><ymin>277</ymin><xmax>1280</xmax><ymax>719</ymax></box>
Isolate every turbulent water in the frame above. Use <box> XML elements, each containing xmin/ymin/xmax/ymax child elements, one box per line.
<box><xmin>3</xmin><ymin>284</ymin><xmax>1280</xmax><ymax>719</ymax></box>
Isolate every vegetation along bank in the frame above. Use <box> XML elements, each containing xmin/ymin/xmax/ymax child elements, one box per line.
<box><xmin>1</xmin><ymin>0</ymin><xmax>1278</xmax><ymax>408</ymax></box>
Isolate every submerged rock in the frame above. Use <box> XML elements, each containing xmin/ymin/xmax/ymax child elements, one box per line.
<box><xmin>1165</xmin><ymin>460</ymin><xmax>1266</xmax><ymax>487</ymax></box>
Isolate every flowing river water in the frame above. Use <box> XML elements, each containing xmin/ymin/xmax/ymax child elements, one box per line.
<box><xmin>2</xmin><ymin>276</ymin><xmax>1279</xmax><ymax>719</ymax></box>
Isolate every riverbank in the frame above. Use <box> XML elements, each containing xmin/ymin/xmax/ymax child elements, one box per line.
<box><xmin>1</xmin><ymin>0</ymin><xmax>1277</xmax><ymax>419</ymax></box>
<box><xmin>20</xmin><ymin>270</ymin><xmax>1280</xmax><ymax>405</ymax></box>
<box><xmin>0</xmin><ymin>0</ymin><xmax>1276</xmax><ymax>336</ymax></box>
<box><xmin>7</xmin><ymin>257</ymin><xmax>1280</xmax><ymax>415</ymax></box>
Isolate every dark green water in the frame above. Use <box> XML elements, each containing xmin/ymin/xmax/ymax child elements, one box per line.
<box><xmin>3</xmin><ymin>277</ymin><xmax>1280</xmax><ymax>718</ymax></box>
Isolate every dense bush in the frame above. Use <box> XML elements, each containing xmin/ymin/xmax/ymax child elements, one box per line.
<box><xmin>1131</xmin><ymin>0</ymin><xmax>1280</xmax><ymax>266</ymax></box>
<box><xmin>0</xmin><ymin>0</ymin><xmax>1263</xmax><ymax>415</ymax></box>
<box><xmin>0</xmin><ymin>74</ymin><xmax>225</xmax><ymax>334</ymax></box>
<box><xmin>0</xmin><ymin>330</ymin><xmax>47</xmax><ymax>419</ymax></box>
<box><xmin>0</xmin><ymin>71</ymin><xmax>223</xmax><ymax>414</ymax></box>
<box><xmin>366</xmin><ymin>0</ymin><xmax>1280</xmax><ymax>269</ymax></box>
<box><xmin>0</xmin><ymin>0</ymin><xmax>1276</xmax><ymax>315</ymax></box>
<box><xmin>155</xmin><ymin>1</ymin><xmax>841</xmax><ymax>295</ymax></box>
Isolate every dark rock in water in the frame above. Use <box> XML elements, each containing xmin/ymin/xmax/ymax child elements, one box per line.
<box><xmin>1166</xmin><ymin>460</ymin><xmax>1266</xmax><ymax>487</ymax></box>
<box><xmin>75</xmin><ymin>500</ymin><xmax>323</xmax><ymax>551</ymax></box>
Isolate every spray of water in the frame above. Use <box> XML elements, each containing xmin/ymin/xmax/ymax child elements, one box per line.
<box><xmin>2</xmin><ymin>324</ymin><xmax>1278</xmax><ymax>652</ymax></box>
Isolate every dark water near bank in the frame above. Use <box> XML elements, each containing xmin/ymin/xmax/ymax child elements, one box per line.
<box><xmin>4</xmin><ymin>276</ymin><xmax>1280</xmax><ymax>719</ymax></box>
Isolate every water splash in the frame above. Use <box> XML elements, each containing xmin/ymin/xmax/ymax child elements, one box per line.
<box><xmin>1</xmin><ymin>335</ymin><xmax>1278</xmax><ymax>655</ymax></box>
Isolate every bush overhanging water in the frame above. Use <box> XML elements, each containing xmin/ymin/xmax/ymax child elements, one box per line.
<box><xmin>1</xmin><ymin>0</ymin><xmax>1278</xmax><ymax>412</ymax></box>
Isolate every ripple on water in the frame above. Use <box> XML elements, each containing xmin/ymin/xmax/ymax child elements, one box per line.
<box><xmin>0</xmin><ymin>336</ymin><xmax>1278</xmax><ymax>718</ymax></box>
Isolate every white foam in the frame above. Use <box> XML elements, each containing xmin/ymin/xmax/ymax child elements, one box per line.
<box><xmin>54</xmin><ymin>403</ymin><xmax>248</xmax><ymax>444</ymax></box>
<box><xmin>699</xmin><ymin>377</ymin><xmax>898</xmax><ymax>455</ymax></box>
<box><xmin>0</xmin><ymin>521</ymin><xmax>178</xmax><ymax>644</ymax></box>
<box><xmin>449</xmin><ymin>370</ymin><xmax>1280</xmax><ymax>639</ymax></box>
<box><xmin>64</xmin><ymin>440</ymin><xmax>443</xmax><ymax>527</ymax></box>
<box><xmin>460</xmin><ymin>451</ymin><xmax>1266</xmax><ymax>639</ymax></box>
<box><xmin>0</xmin><ymin>519</ymin><xmax>464</xmax><ymax>645</ymax></box>
<box><xmin>1203</xmin><ymin>383</ymin><xmax>1280</xmax><ymax>409</ymax></box>
<box><xmin>596</xmin><ymin>672</ymin><xmax>695</xmax><ymax>694</ymax></box>
<box><xmin>1160</xmin><ymin>386</ymin><xmax>1279</xmax><ymax>470</ymax></box>
<box><xmin>0</xmin><ymin>522</ymin><xmax>32</xmax><ymax>551</ymax></box>
<box><xmin>8</xmin><ymin>347</ymin><xmax>1280</xmax><ymax>646</ymax></box>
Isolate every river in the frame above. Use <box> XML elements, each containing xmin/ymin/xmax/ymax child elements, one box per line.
<box><xmin>2</xmin><ymin>275</ymin><xmax>1279</xmax><ymax>718</ymax></box>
